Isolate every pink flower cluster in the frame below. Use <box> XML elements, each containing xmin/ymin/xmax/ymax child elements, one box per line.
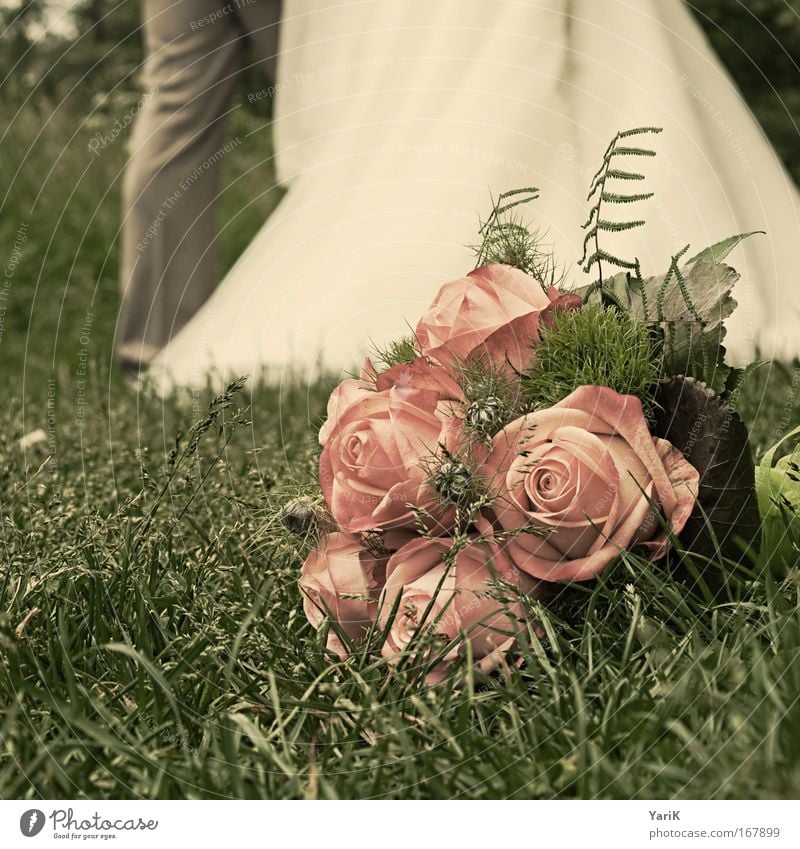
<box><xmin>300</xmin><ymin>264</ymin><xmax>700</xmax><ymax>681</ymax></box>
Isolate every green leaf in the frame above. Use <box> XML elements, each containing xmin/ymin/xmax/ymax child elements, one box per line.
<box><xmin>596</xmin><ymin>219</ymin><xmax>646</xmax><ymax>232</ymax></box>
<box><xmin>609</xmin><ymin>146</ymin><xmax>658</xmax><ymax>157</ymax></box>
<box><xmin>653</xmin><ymin>377</ymin><xmax>760</xmax><ymax>566</ymax></box>
<box><xmin>754</xmin><ymin>424</ymin><xmax>800</xmax><ymax>572</ymax></box>
<box><xmin>662</xmin><ymin>325</ymin><xmax>730</xmax><ymax>395</ymax></box>
<box><xmin>600</xmin><ymin>192</ymin><xmax>654</xmax><ymax>204</ymax></box>
<box><xmin>618</xmin><ymin>126</ymin><xmax>663</xmax><ymax>138</ymax></box>
<box><xmin>649</xmin><ymin>260</ymin><xmax>738</xmax><ymax>327</ymax></box>
<box><xmin>582</xmin><ymin>250</ymin><xmax>639</xmax><ymax>272</ymax></box>
<box><xmin>685</xmin><ymin>231</ymin><xmax>763</xmax><ymax>266</ymax></box>
<box><xmin>579</xmin><ymin>253</ymin><xmax>740</xmax><ymax>386</ymax></box>
<box><xmin>605</xmin><ymin>169</ymin><xmax>645</xmax><ymax>181</ymax></box>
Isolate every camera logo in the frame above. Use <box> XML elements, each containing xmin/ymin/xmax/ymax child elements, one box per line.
<box><xmin>19</xmin><ymin>810</ymin><xmax>46</xmax><ymax>837</ymax></box>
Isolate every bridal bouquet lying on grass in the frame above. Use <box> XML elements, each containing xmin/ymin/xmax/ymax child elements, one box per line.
<box><xmin>281</xmin><ymin>128</ymin><xmax>771</xmax><ymax>683</ymax></box>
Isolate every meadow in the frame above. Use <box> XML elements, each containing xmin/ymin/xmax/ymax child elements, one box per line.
<box><xmin>1</xmin><ymin>72</ymin><xmax>800</xmax><ymax>798</ymax></box>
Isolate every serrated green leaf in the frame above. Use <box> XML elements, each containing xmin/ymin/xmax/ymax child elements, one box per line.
<box><xmin>579</xmin><ymin>250</ymin><xmax>740</xmax><ymax>389</ymax></box>
<box><xmin>653</xmin><ymin>377</ymin><xmax>759</xmax><ymax>566</ymax></box>
<box><xmin>685</xmin><ymin>231</ymin><xmax>763</xmax><ymax>266</ymax></box>
<box><xmin>663</xmin><ymin>325</ymin><xmax>730</xmax><ymax>395</ymax></box>
<box><xmin>585</xmin><ymin>259</ymin><xmax>738</xmax><ymax>330</ymax></box>
<box><xmin>651</xmin><ymin>260</ymin><xmax>738</xmax><ymax>328</ymax></box>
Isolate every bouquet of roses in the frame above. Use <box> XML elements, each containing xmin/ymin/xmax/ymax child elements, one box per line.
<box><xmin>284</xmin><ymin>128</ymin><xmax>766</xmax><ymax>683</ymax></box>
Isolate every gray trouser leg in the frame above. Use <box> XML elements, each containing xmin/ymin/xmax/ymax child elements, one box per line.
<box><xmin>118</xmin><ymin>0</ymin><xmax>281</xmax><ymax>364</ymax></box>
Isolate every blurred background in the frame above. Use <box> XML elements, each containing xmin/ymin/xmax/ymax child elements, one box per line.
<box><xmin>1</xmin><ymin>0</ymin><xmax>799</xmax><ymax>403</ymax></box>
<box><xmin>0</xmin><ymin>0</ymin><xmax>281</xmax><ymax>405</ymax></box>
<box><xmin>1</xmin><ymin>2</ymin><xmax>799</xmax><ymax>801</ymax></box>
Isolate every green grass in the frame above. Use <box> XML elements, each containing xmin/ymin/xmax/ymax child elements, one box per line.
<box><xmin>1</xmin><ymin>91</ymin><xmax>800</xmax><ymax>800</ymax></box>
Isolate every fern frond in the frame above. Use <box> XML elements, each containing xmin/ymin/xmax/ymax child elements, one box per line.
<box><xmin>600</xmin><ymin>191</ymin><xmax>654</xmax><ymax>204</ymax></box>
<box><xmin>478</xmin><ymin>187</ymin><xmax>540</xmax><ymax>235</ymax></box>
<box><xmin>656</xmin><ymin>245</ymin><xmax>692</xmax><ymax>322</ymax></box>
<box><xmin>583</xmin><ymin>220</ymin><xmax>647</xmax><ymax>245</ymax></box>
<box><xmin>583</xmin><ymin>250</ymin><xmax>640</xmax><ymax>270</ymax></box>
<box><xmin>471</xmin><ymin>188</ymin><xmax>568</xmax><ymax>287</ymax></box>
<box><xmin>605</xmin><ymin>169</ymin><xmax>645</xmax><ymax>181</ymax></box>
<box><xmin>580</xmin><ymin>127</ymin><xmax>662</xmax><ymax>286</ymax></box>
<box><xmin>608</xmin><ymin>146</ymin><xmax>658</xmax><ymax>158</ymax></box>
<box><xmin>618</xmin><ymin>126</ymin><xmax>663</xmax><ymax>138</ymax></box>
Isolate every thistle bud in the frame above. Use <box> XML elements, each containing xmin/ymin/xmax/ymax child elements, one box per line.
<box><xmin>433</xmin><ymin>457</ymin><xmax>473</xmax><ymax>503</ymax></box>
<box><xmin>465</xmin><ymin>395</ymin><xmax>503</xmax><ymax>432</ymax></box>
<box><xmin>280</xmin><ymin>496</ymin><xmax>319</xmax><ymax>536</ymax></box>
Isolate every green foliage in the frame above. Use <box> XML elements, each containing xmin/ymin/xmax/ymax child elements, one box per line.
<box><xmin>472</xmin><ymin>188</ymin><xmax>568</xmax><ymax>288</ymax></box>
<box><xmin>371</xmin><ymin>334</ymin><xmax>419</xmax><ymax>369</ymax></box>
<box><xmin>654</xmin><ymin>376</ymin><xmax>761</xmax><ymax>568</ymax></box>
<box><xmin>580</xmin><ymin>127</ymin><xmax>662</xmax><ymax>285</ymax></box>
<box><xmin>0</xmin><ymin>1</ymin><xmax>273</xmax><ymax>117</ymax></box>
<box><xmin>579</xmin><ymin>234</ymin><xmax>762</xmax><ymax>395</ymax></box>
<box><xmin>454</xmin><ymin>357</ymin><xmax>527</xmax><ymax>441</ymax></box>
<box><xmin>523</xmin><ymin>305</ymin><xmax>661</xmax><ymax>413</ymax></box>
<box><xmin>755</xmin><ymin>424</ymin><xmax>800</xmax><ymax>572</ymax></box>
<box><xmin>3</xmin><ymin>381</ymin><xmax>800</xmax><ymax>799</ymax></box>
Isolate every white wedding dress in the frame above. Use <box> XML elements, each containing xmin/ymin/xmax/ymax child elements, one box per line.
<box><xmin>151</xmin><ymin>0</ymin><xmax>800</xmax><ymax>390</ymax></box>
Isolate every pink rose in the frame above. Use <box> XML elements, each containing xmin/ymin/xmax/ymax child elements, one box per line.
<box><xmin>319</xmin><ymin>356</ymin><xmax>463</xmax><ymax>446</ymax></box>
<box><xmin>415</xmin><ymin>263</ymin><xmax>581</xmax><ymax>374</ymax></box>
<box><xmin>299</xmin><ymin>532</ymin><xmax>387</xmax><ymax>658</ymax></box>
<box><xmin>319</xmin><ymin>358</ymin><xmax>378</xmax><ymax>447</ymax></box>
<box><xmin>483</xmin><ymin>386</ymin><xmax>699</xmax><ymax>582</ymax></box>
<box><xmin>319</xmin><ymin>361</ymin><xmax>464</xmax><ymax>534</ymax></box>
<box><xmin>379</xmin><ymin>536</ymin><xmax>541</xmax><ymax>682</ymax></box>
